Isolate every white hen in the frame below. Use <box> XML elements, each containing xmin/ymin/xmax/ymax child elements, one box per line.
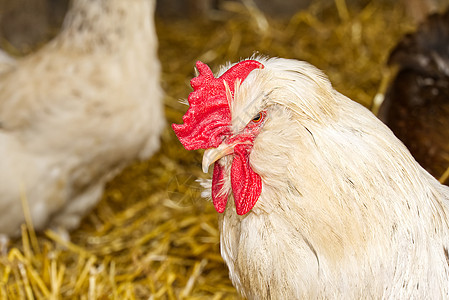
<box><xmin>0</xmin><ymin>0</ymin><xmax>164</xmax><ymax>237</ymax></box>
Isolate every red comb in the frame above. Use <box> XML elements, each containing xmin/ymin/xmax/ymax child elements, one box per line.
<box><xmin>172</xmin><ymin>60</ymin><xmax>264</xmax><ymax>150</ymax></box>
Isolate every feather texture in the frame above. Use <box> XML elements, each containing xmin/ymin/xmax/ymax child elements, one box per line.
<box><xmin>190</xmin><ymin>57</ymin><xmax>449</xmax><ymax>298</ymax></box>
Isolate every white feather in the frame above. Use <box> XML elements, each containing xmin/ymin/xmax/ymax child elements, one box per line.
<box><xmin>0</xmin><ymin>50</ymin><xmax>16</xmax><ymax>74</ymax></box>
<box><xmin>210</xmin><ymin>57</ymin><xmax>449</xmax><ymax>299</ymax></box>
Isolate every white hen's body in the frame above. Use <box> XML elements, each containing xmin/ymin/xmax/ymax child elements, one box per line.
<box><xmin>212</xmin><ymin>57</ymin><xmax>449</xmax><ymax>298</ymax></box>
<box><xmin>0</xmin><ymin>0</ymin><xmax>164</xmax><ymax>236</ymax></box>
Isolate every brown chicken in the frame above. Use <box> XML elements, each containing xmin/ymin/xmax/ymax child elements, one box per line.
<box><xmin>173</xmin><ymin>57</ymin><xmax>449</xmax><ymax>298</ymax></box>
<box><xmin>378</xmin><ymin>9</ymin><xmax>449</xmax><ymax>184</ymax></box>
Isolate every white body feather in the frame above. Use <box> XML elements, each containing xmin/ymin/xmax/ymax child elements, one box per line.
<box><xmin>0</xmin><ymin>0</ymin><xmax>164</xmax><ymax>236</ymax></box>
<box><xmin>210</xmin><ymin>57</ymin><xmax>449</xmax><ymax>298</ymax></box>
<box><xmin>0</xmin><ymin>50</ymin><xmax>16</xmax><ymax>74</ymax></box>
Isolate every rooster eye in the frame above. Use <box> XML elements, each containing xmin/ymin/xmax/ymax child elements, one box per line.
<box><xmin>252</xmin><ymin>112</ymin><xmax>263</xmax><ymax>123</ymax></box>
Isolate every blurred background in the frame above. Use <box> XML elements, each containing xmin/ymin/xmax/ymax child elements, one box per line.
<box><xmin>0</xmin><ymin>0</ymin><xmax>448</xmax><ymax>298</ymax></box>
<box><xmin>1</xmin><ymin>0</ymin><xmax>447</xmax><ymax>54</ymax></box>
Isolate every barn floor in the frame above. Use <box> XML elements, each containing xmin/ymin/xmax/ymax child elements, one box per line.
<box><xmin>0</xmin><ymin>1</ymin><xmax>415</xmax><ymax>298</ymax></box>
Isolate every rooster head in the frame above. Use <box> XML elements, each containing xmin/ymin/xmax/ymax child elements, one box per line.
<box><xmin>172</xmin><ymin>59</ymin><xmax>265</xmax><ymax>215</ymax></box>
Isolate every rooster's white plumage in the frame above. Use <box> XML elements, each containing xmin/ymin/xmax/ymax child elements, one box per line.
<box><xmin>173</xmin><ymin>57</ymin><xmax>449</xmax><ymax>298</ymax></box>
<box><xmin>0</xmin><ymin>0</ymin><xmax>164</xmax><ymax>237</ymax></box>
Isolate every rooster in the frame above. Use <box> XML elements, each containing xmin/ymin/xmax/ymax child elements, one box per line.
<box><xmin>0</xmin><ymin>0</ymin><xmax>164</xmax><ymax>237</ymax></box>
<box><xmin>173</xmin><ymin>57</ymin><xmax>449</xmax><ymax>298</ymax></box>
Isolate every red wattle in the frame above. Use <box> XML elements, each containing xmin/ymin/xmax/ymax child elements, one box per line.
<box><xmin>212</xmin><ymin>162</ymin><xmax>228</xmax><ymax>213</ymax></box>
<box><xmin>172</xmin><ymin>60</ymin><xmax>266</xmax><ymax>215</ymax></box>
<box><xmin>231</xmin><ymin>144</ymin><xmax>262</xmax><ymax>215</ymax></box>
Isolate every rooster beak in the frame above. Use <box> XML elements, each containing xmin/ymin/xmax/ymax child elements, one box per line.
<box><xmin>202</xmin><ymin>143</ymin><xmax>236</xmax><ymax>173</ymax></box>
